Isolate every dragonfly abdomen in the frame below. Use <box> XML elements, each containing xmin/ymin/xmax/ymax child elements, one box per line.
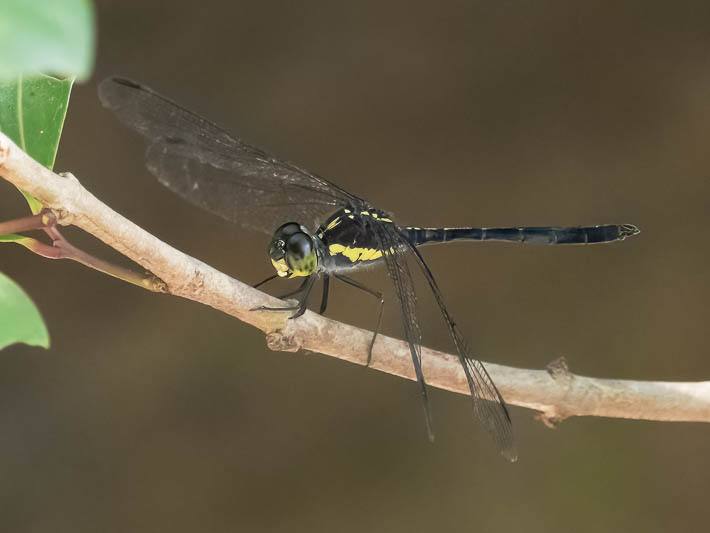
<box><xmin>405</xmin><ymin>224</ymin><xmax>639</xmax><ymax>246</ymax></box>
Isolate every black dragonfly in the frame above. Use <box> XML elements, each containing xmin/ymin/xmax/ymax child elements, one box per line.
<box><xmin>99</xmin><ymin>77</ymin><xmax>640</xmax><ymax>462</ymax></box>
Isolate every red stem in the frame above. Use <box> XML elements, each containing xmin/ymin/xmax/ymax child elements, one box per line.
<box><xmin>1</xmin><ymin>209</ymin><xmax>166</xmax><ymax>292</ymax></box>
<box><xmin>0</xmin><ymin>209</ymin><xmax>56</xmax><ymax>234</ymax></box>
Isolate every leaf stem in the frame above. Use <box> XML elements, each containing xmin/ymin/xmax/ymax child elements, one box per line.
<box><xmin>0</xmin><ymin>210</ymin><xmax>53</xmax><ymax>234</ymax></box>
<box><xmin>47</xmin><ymin>225</ymin><xmax>166</xmax><ymax>291</ymax></box>
<box><xmin>1</xmin><ymin>209</ymin><xmax>167</xmax><ymax>292</ymax></box>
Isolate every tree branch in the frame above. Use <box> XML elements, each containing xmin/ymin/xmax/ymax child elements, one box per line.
<box><xmin>1</xmin><ymin>131</ymin><xmax>708</xmax><ymax>425</ymax></box>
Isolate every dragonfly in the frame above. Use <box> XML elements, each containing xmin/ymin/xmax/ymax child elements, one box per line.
<box><xmin>99</xmin><ymin>77</ymin><xmax>640</xmax><ymax>462</ymax></box>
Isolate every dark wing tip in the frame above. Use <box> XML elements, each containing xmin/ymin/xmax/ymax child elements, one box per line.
<box><xmin>98</xmin><ymin>76</ymin><xmax>158</xmax><ymax>114</ymax></box>
<box><xmin>98</xmin><ymin>76</ymin><xmax>135</xmax><ymax>109</ymax></box>
<box><xmin>110</xmin><ymin>77</ymin><xmax>142</xmax><ymax>89</ymax></box>
<box><xmin>104</xmin><ymin>76</ymin><xmax>141</xmax><ymax>90</ymax></box>
<box><xmin>98</xmin><ymin>77</ymin><xmax>170</xmax><ymax>140</ymax></box>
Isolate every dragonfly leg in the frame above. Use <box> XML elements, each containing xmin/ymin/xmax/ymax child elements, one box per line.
<box><xmin>319</xmin><ymin>275</ymin><xmax>330</xmax><ymax>315</ymax></box>
<box><xmin>250</xmin><ymin>304</ymin><xmax>300</xmax><ymax>312</ymax></box>
<box><xmin>253</xmin><ymin>274</ymin><xmax>278</xmax><ymax>289</ymax></box>
<box><xmin>277</xmin><ymin>277</ymin><xmax>310</xmax><ymax>300</ymax></box>
<box><xmin>251</xmin><ymin>277</ymin><xmax>306</xmax><ymax>312</ymax></box>
<box><xmin>333</xmin><ymin>274</ymin><xmax>384</xmax><ymax>366</ymax></box>
<box><xmin>288</xmin><ymin>275</ymin><xmax>317</xmax><ymax>319</ymax></box>
<box><xmin>251</xmin><ymin>276</ymin><xmax>317</xmax><ymax>319</ymax></box>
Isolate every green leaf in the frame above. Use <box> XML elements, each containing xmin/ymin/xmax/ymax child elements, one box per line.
<box><xmin>0</xmin><ymin>271</ymin><xmax>49</xmax><ymax>350</ymax></box>
<box><xmin>0</xmin><ymin>0</ymin><xmax>95</xmax><ymax>81</ymax></box>
<box><xmin>0</xmin><ymin>75</ymin><xmax>73</xmax><ymax>169</ymax></box>
<box><xmin>0</xmin><ymin>234</ymin><xmax>57</xmax><ymax>258</ymax></box>
<box><xmin>0</xmin><ymin>234</ymin><xmax>32</xmax><ymax>243</ymax></box>
<box><xmin>0</xmin><ymin>74</ymin><xmax>74</xmax><ymax>214</ymax></box>
<box><xmin>0</xmin><ymin>233</ymin><xmax>41</xmax><ymax>251</ymax></box>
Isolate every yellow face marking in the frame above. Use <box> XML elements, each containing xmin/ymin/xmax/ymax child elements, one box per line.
<box><xmin>288</xmin><ymin>269</ymin><xmax>311</xmax><ymax>278</ymax></box>
<box><xmin>348</xmin><ymin>215</ymin><xmax>355</xmax><ymax>219</ymax></box>
<box><xmin>271</xmin><ymin>258</ymin><xmax>290</xmax><ymax>277</ymax></box>
<box><xmin>343</xmin><ymin>208</ymin><xmax>351</xmax><ymax>214</ymax></box>
<box><xmin>272</xmin><ymin>257</ymin><xmax>314</xmax><ymax>278</ymax></box>
<box><xmin>361</xmin><ymin>211</ymin><xmax>370</xmax><ymax>216</ymax></box>
<box><xmin>371</xmin><ymin>213</ymin><xmax>378</xmax><ymax>218</ymax></box>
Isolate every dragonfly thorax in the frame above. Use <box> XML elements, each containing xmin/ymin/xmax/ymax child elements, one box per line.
<box><xmin>268</xmin><ymin>222</ymin><xmax>320</xmax><ymax>278</ymax></box>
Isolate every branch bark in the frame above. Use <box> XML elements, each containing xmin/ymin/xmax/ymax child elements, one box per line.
<box><xmin>1</xmin><ymin>131</ymin><xmax>708</xmax><ymax>425</ymax></box>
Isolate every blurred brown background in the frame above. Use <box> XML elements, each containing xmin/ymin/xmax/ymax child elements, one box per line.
<box><xmin>1</xmin><ymin>1</ymin><xmax>709</xmax><ymax>531</ymax></box>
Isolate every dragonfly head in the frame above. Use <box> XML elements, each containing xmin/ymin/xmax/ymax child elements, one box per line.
<box><xmin>268</xmin><ymin>223</ymin><xmax>318</xmax><ymax>278</ymax></box>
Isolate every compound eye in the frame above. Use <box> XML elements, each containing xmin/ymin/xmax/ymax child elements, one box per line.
<box><xmin>268</xmin><ymin>238</ymin><xmax>285</xmax><ymax>260</ymax></box>
<box><xmin>274</xmin><ymin>222</ymin><xmax>302</xmax><ymax>239</ymax></box>
<box><xmin>269</xmin><ymin>223</ymin><xmax>303</xmax><ymax>259</ymax></box>
<box><xmin>286</xmin><ymin>232</ymin><xmax>313</xmax><ymax>260</ymax></box>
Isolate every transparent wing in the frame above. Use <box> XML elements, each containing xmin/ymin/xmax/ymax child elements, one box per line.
<box><xmin>98</xmin><ymin>77</ymin><xmax>363</xmax><ymax>233</ymax></box>
<box><xmin>370</xmin><ymin>221</ymin><xmax>435</xmax><ymax>441</ymax></box>
<box><xmin>380</xmin><ymin>222</ymin><xmax>517</xmax><ymax>461</ymax></box>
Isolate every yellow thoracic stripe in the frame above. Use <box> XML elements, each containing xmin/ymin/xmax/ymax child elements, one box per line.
<box><xmin>359</xmin><ymin>210</ymin><xmax>391</xmax><ymax>222</ymax></box>
<box><xmin>358</xmin><ymin>248</ymin><xmax>381</xmax><ymax>261</ymax></box>
<box><xmin>329</xmin><ymin>243</ymin><xmax>381</xmax><ymax>262</ymax></box>
<box><xmin>328</xmin><ymin>243</ymin><xmax>395</xmax><ymax>262</ymax></box>
<box><xmin>325</xmin><ymin>217</ymin><xmax>342</xmax><ymax>231</ymax></box>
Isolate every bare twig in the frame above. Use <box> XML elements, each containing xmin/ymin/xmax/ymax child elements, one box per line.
<box><xmin>1</xmin><ymin>131</ymin><xmax>708</xmax><ymax>424</ymax></box>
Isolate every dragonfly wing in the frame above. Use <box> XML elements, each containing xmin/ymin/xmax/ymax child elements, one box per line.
<box><xmin>393</xmin><ymin>225</ymin><xmax>517</xmax><ymax>461</ymax></box>
<box><xmin>99</xmin><ymin>77</ymin><xmax>362</xmax><ymax>233</ymax></box>
<box><xmin>371</xmin><ymin>221</ymin><xmax>435</xmax><ymax>441</ymax></box>
<box><xmin>144</xmin><ymin>139</ymin><xmax>346</xmax><ymax>233</ymax></box>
